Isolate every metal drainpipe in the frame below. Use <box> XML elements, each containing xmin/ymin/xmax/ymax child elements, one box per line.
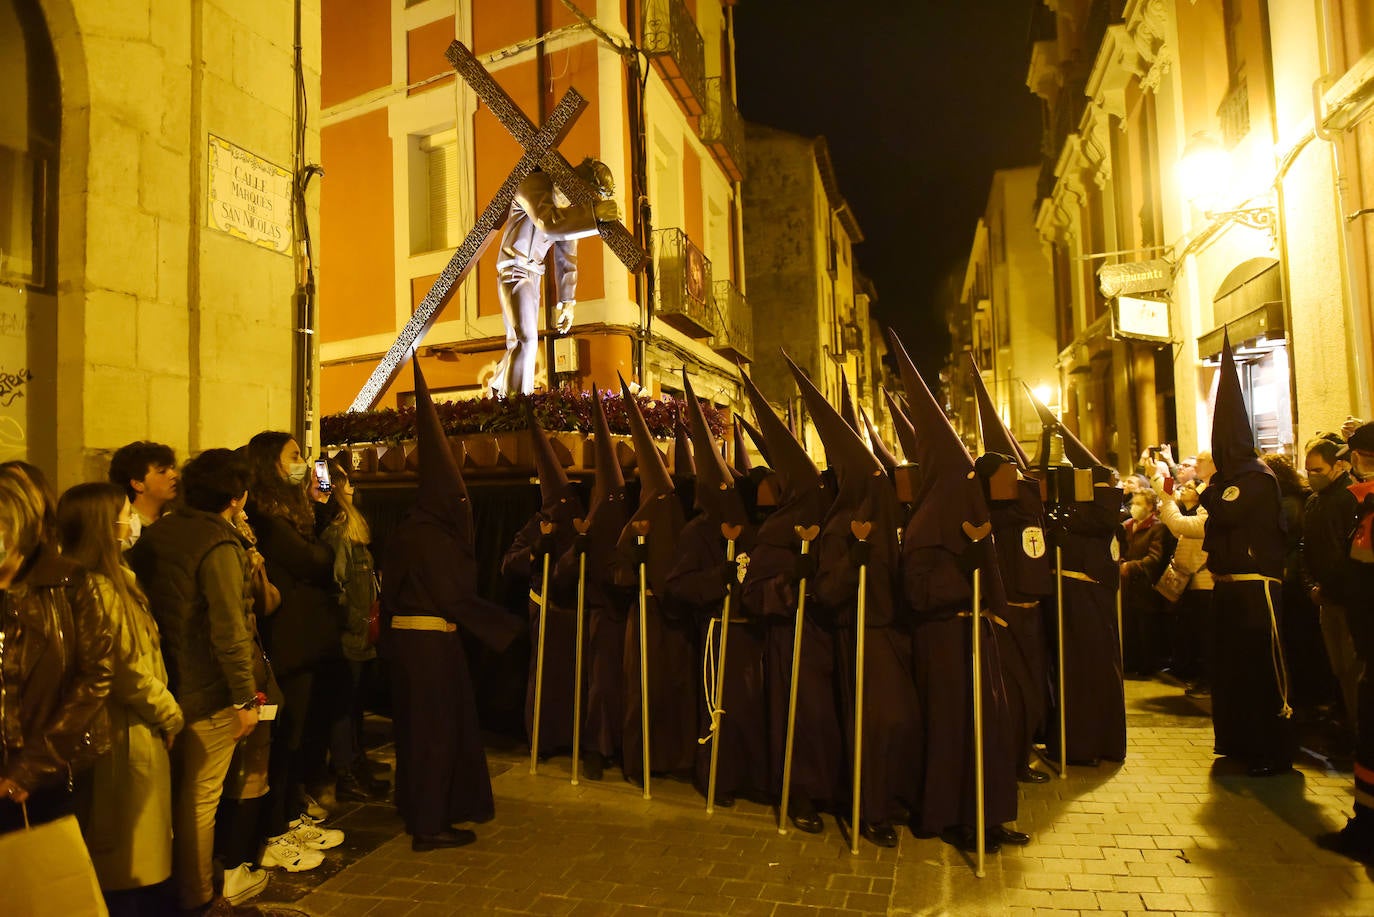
<box><xmin>291</xmin><ymin>0</ymin><xmax>312</xmax><ymax>450</ymax></box>
<box><xmin>1257</xmin><ymin>0</ymin><xmax>1302</xmax><ymax>442</ymax></box>
<box><xmin>626</xmin><ymin>2</ymin><xmax>651</xmax><ymax>384</ymax></box>
<box><xmin>1314</xmin><ymin>0</ymin><xmax>1373</xmax><ymax>418</ymax></box>
<box><xmin>536</xmin><ymin>0</ymin><xmax>555</xmax><ymax>390</ymax></box>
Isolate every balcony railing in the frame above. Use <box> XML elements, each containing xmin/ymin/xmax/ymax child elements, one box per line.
<box><xmin>1218</xmin><ymin>78</ymin><xmax>1250</xmax><ymax>148</ymax></box>
<box><xmin>709</xmin><ymin>279</ymin><xmax>752</xmax><ymax>363</ymax></box>
<box><xmin>654</xmin><ymin>228</ymin><xmax>716</xmax><ymax>338</ymax></box>
<box><xmin>700</xmin><ymin>77</ymin><xmax>745</xmax><ymax>182</ymax></box>
<box><xmin>643</xmin><ymin>0</ymin><xmax>706</xmax><ymax>120</ymax></box>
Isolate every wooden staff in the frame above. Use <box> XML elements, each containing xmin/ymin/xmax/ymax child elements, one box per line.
<box><xmin>971</xmin><ymin>566</ymin><xmax>986</xmax><ymax>879</ymax></box>
<box><xmin>1116</xmin><ymin>579</ymin><xmax>1124</xmax><ymax>667</ymax></box>
<box><xmin>634</xmin><ymin>519</ymin><xmax>652</xmax><ymax>800</ymax></box>
<box><xmin>705</xmin><ymin>523</ymin><xmax>743</xmax><ymax>815</ymax></box>
<box><xmin>849</xmin><ymin>519</ymin><xmax>872</xmax><ymax>856</ymax></box>
<box><xmin>779</xmin><ymin>524</ymin><xmax>820</xmax><ymax>836</ymax></box>
<box><xmin>1056</xmin><ymin>544</ymin><xmax>1068</xmax><ymax>779</ymax></box>
<box><xmin>529</xmin><ymin>520</ymin><xmax>556</xmax><ymax>775</ymax></box>
<box><xmin>570</xmin><ymin>517</ymin><xmax>590</xmax><ymax>786</ymax></box>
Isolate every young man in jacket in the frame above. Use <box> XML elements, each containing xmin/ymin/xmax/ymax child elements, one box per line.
<box><xmin>130</xmin><ymin>449</ymin><xmax>260</xmax><ymax>914</ymax></box>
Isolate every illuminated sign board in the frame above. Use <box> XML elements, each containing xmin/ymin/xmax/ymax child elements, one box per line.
<box><xmin>1113</xmin><ymin>295</ymin><xmax>1171</xmax><ymax>342</ymax></box>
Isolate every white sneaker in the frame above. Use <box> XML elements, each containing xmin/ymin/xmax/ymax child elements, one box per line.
<box><xmin>300</xmin><ymin>793</ymin><xmax>329</xmax><ymax>821</ymax></box>
<box><xmin>260</xmin><ymin>834</ymin><xmax>325</xmax><ymax>872</ymax></box>
<box><xmin>288</xmin><ymin>813</ymin><xmax>345</xmax><ymax>850</ymax></box>
<box><xmin>223</xmin><ymin>863</ymin><xmax>269</xmax><ymax>905</ymax></box>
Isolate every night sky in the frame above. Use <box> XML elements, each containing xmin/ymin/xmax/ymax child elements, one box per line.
<box><xmin>733</xmin><ymin>0</ymin><xmax>1044</xmax><ymax>382</ymax></box>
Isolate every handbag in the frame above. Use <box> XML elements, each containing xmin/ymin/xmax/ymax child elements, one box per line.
<box><xmin>0</xmin><ymin>806</ymin><xmax>108</xmax><ymax>916</ymax></box>
<box><xmin>1154</xmin><ymin>558</ymin><xmax>1193</xmax><ymax>603</ymax></box>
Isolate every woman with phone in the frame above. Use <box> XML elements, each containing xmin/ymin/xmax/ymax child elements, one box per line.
<box><xmin>244</xmin><ymin>432</ymin><xmax>344</xmax><ymax>871</ymax></box>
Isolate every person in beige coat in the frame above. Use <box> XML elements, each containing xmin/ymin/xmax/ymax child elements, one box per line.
<box><xmin>1153</xmin><ymin>458</ymin><xmax>1216</xmax><ymax>695</ymax></box>
<box><xmin>59</xmin><ymin>482</ymin><xmax>184</xmax><ymax>912</ymax></box>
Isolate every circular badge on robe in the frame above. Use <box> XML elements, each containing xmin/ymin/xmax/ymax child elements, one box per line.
<box><xmin>735</xmin><ymin>552</ymin><xmax>750</xmax><ymax>584</ymax></box>
<box><xmin>1109</xmin><ymin>536</ymin><xmax>1121</xmax><ymax>562</ymax></box>
<box><xmin>1022</xmin><ymin>526</ymin><xmax>1047</xmax><ymax>559</ymax></box>
<box><xmin>1223</xmin><ymin>485</ymin><xmax>1240</xmax><ymax>502</ymax></box>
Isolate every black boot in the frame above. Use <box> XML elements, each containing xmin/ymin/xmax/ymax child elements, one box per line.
<box><xmin>941</xmin><ymin>824</ymin><xmax>1001</xmax><ymax>854</ymax></box>
<box><xmin>412</xmin><ymin>827</ymin><xmax>476</xmax><ymax>852</ymax></box>
<box><xmin>1316</xmin><ymin>816</ymin><xmax>1374</xmax><ymax>865</ymax></box>
<box><xmin>861</xmin><ymin>822</ymin><xmax>898</xmax><ymax>848</ymax></box>
<box><xmin>788</xmin><ymin>797</ymin><xmax>824</xmax><ymax>834</ymax></box>
<box><xmin>336</xmin><ymin>769</ymin><xmax>388</xmax><ymax>803</ymax></box>
<box><xmin>990</xmin><ymin>824</ymin><xmax>1031</xmax><ymax>846</ymax></box>
<box><xmin>1017</xmin><ymin>765</ymin><xmax>1050</xmax><ymax>784</ymax></box>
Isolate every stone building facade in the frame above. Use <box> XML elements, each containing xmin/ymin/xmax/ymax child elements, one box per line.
<box><xmin>3</xmin><ymin>0</ymin><xmax>320</xmax><ymax>486</ymax></box>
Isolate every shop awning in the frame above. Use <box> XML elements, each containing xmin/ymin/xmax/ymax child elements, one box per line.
<box><xmin>1198</xmin><ymin>300</ymin><xmax>1286</xmax><ymax>360</ymax></box>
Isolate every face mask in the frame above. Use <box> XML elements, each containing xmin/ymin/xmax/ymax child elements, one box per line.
<box><xmin>1129</xmin><ymin>504</ymin><xmax>1149</xmax><ymax>522</ymax></box>
<box><xmin>287</xmin><ymin>462</ymin><xmax>309</xmax><ymax>484</ymax></box>
<box><xmin>120</xmin><ymin>512</ymin><xmax>142</xmax><ymax>550</ymax></box>
<box><xmin>1308</xmin><ymin>472</ymin><xmax>1332</xmax><ymax>493</ymax></box>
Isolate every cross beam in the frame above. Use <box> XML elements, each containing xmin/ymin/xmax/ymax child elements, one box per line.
<box><xmin>445</xmin><ymin>41</ymin><xmax>648</xmax><ymax>272</ymax></box>
<box><xmin>346</xmin><ymin>41</ymin><xmax>648</xmax><ymax>413</ymax></box>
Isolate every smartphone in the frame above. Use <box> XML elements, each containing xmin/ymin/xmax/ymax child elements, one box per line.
<box><xmin>313</xmin><ymin>458</ymin><xmax>332</xmax><ymax>494</ymax></box>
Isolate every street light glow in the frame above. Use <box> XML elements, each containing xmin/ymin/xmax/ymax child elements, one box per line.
<box><xmin>1032</xmin><ymin>383</ymin><xmax>1054</xmax><ymax>408</ymax></box>
<box><xmin>1177</xmin><ymin>133</ymin><xmax>1230</xmax><ymax>209</ymax></box>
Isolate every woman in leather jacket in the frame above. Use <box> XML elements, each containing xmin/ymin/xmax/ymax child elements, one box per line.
<box><xmin>0</xmin><ymin>465</ymin><xmax>115</xmax><ymax>834</ymax></box>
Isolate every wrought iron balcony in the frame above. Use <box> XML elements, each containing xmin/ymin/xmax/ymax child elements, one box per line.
<box><xmin>653</xmin><ymin>228</ymin><xmax>717</xmax><ymax>339</ymax></box>
<box><xmin>710</xmin><ymin>279</ymin><xmax>752</xmax><ymax>363</ymax></box>
<box><xmin>700</xmin><ymin>77</ymin><xmax>744</xmax><ymax>182</ymax></box>
<box><xmin>1218</xmin><ymin>78</ymin><xmax>1250</xmax><ymax>148</ymax></box>
<box><xmin>643</xmin><ymin>0</ymin><xmax>706</xmax><ymax>120</ymax></box>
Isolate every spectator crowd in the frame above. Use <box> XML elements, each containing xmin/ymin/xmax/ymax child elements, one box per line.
<box><xmin>0</xmin><ymin>436</ymin><xmax>382</xmax><ymax>916</ymax></box>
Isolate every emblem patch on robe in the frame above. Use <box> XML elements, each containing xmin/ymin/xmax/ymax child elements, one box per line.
<box><xmin>1109</xmin><ymin>536</ymin><xmax>1121</xmax><ymax>561</ymax></box>
<box><xmin>1223</xmin><ymin>486</ymin><xmax>1240</xmax><ymax>502</ymax></box>
<box><xmin>1022</xmin><ymin>526</ymin><xmax>1047</xmax><ymax>559</ymax></box>
<box><xmin>735</xmin><ymin>552</ymin><xmax>750</xmax><ymax>583</ymax></box>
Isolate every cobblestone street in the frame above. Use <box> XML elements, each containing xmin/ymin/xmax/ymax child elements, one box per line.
<box><xmin>257</xmin><ymin>681</ymin><xmax>1374</xmax><ymax>916</ymax></box>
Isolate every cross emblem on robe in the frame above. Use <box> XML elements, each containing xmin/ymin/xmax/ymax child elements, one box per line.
<box><xmin>347</xmin><ymin>41</ymin><xmax>648</xmax><ymax>413</ymax></box>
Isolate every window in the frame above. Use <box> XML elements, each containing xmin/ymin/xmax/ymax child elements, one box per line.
<box><xmin>414</xmin><ymin>130</ymin><xmax>459</xmax><ymax>253</ymax></box>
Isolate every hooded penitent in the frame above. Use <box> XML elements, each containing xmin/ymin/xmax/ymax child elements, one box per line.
<box><xmin>967</xmin><ymin>353</ymin><xmax>1031</xmax><ymax>471</ymax></box>
<box><xmin>616</xmin><ymin>375</ymin><xmax>696</xmax><ymax>780</ymax></box>
<box><xmin>882</xmin><ymin>388</ymin><xmax>919</xmax><ymax>464</ymax></box>
<box><xmin>411</xmin><ymin>355</ymin><xmax>471</xmax><ymax>544</ymax></box>
<box><xmin>617</xmin><ymin>375</ymin><xmax>686</xmax><ymax>593</ymax></box>
<box><xmin>529</xmin><ymin>409</ymin><xmax>582</xmax><ymax>522</ymax></box>
<box><xmin>732</xmin><ymin>421</ymin><xmax>755</xmax><ymax>475</ymax></box>
<box><xmin>673</xmin><ymin>417</ymin><xmax>695</xmax><ymax>480</ymax></box>
<box><xmin>889</xmin><ymin>331</ymin><xmax>990</xmax><ymax>556</ymax></box>
<box><xmin>683</xmin><ymin>369</ymin><xmax>748</xmax><ymax>526</ymax></box>
<box><xmin>788</xmin><ymin>351</ymin><xmax>922</xmax><ymax>828</ymax></box>
<box><xmin>838</xmin><ymin>368</ymin><xmax>861</xmax><ymax>435</ymax></box>
<box><xmin>736</xmin><ymin>414</ymin><xmax>772</xmax><ymax>468</ymax></box>
<box><xmin>860</xmin><ymin>405</ymin><xmax>900</xmax><ymax>477</ymax></box>
<box><xmin>1212</xmin><ymin>331</ymin><xmax>1273</xmax><ymax>481</ymax></box>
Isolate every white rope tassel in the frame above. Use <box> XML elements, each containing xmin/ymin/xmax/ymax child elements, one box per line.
<box><xmin>699</xmin><ymin>617</ymin><xmax>724</xmax><ymax>745</ymax></box>
<box><xmin>1262</xmin><ymin>579</ymin><xmax>1294</xmax><ymax>720</ymax></box>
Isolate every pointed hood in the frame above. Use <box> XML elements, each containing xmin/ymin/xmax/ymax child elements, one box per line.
<box><xmin>784</xmin><ymin>351</ymin><xmax>884</xmax><ymax>503</ymax></box>
<box><xmin>739</xmin><ymin>364</ymin><xmax>820</xmax><ymax>497</ymax></box>
<box><xmin>683</xmin><ymin>369</ymin><xmax>747</xmax><ymax>525</ymax></box>
<box><xmin>882</xmin><ymin>388</ymin><xmax>919</xmax><ymax>462</ymax></box>
<box><xmin>528</xmin><ymin>409</ymin><xmax>577</xmax><ymax>515</ymax></box>
<box><xmin>861</xmin><ymin>405</ymin><xmax>899</xmax><ymax>477</ymax></box>
<box><xmin>732</xmin><ymin>421</ymin><xmax>755</xmax><ymax>474</ymax></box>
<box><xmin>672</xmin><ymin>417</ymin><xmax>695</xmax><ymax>480</ymax></box>
<box><xmin>412</xmin><ymin>357</ymin><xmax>472</xmax><ymax>542</ymax></box>
<box><xmin>589</xmin><ymin>384</ymin><xmax>626</xmax><ymax>507</ymax></box>
<box><xmin>890</xmin><ymin>329</ymin><xmax>990</xmax><ymax>554</ymax></box>
<box><xmin>1212</xmin><ymin>331</ymin><xmax>1271</xmax><ymax>479</ymax></box>
<box><xmin>1021</xmin><ymin>381</ymin><xmax>1103</xmax><ymax>470</ymax></box>
<box><xmin>619</xmin><ymin>374</ymin><xmax>675</xmax><ymax>506</ymax></box>
<box><xmin>584</xmin><ymin>384</ymin><xmax>631</xmax><ymax>568</ymax></box>
<box><xmin>967</xmin><ymin>353</ymin><xmax>1031</xmax><ymax>470</ymax></box>
<box><xmin>838</xmin><ymin>368</ymin><xmax>861</xmax><ymax>434</ymax></box>
<box><xmin>736</xmin><ymin>415</ymin><xmax>771</xmax><ymax>468</ymax></box>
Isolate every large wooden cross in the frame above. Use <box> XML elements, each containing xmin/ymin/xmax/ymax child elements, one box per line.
<box><xmin>347</xmin><ymin>41</ymin><xmax>649</xmax><ymax>412</ymax></box>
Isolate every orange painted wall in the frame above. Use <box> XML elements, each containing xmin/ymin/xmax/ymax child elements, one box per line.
<box><xmin>582</xmin><ymin>333</ymin><xmax>636</xmax><ymax>393</ymax></box>
<box><xmin>322</xmin><ymin>0</ymin><xmax>391</xmax><ymax>109</ymax></box>
<box><xmin>473</xmin><ymin>0</ymin><xmax>536</xmax><ymax>56</ymax></box>
<box><xmin>320</xmin><ymin>108</ymin><xmax>395</xmax><ymax>342</ymax></box>
<box><xmin>407</xmin><ymin>16</ymin><xmax>456</xmax><ymax>95</ymax></box>
<box><xmin>683</xmin><ymin>144</ymin><xmax>703</xmax><ymax>249</ymax></box>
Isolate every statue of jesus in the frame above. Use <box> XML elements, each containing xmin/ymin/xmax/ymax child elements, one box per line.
<box><xmin>488</xmin><ymin>158</ymin><xmax>620</xmax><ymax>396</ymax></box>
